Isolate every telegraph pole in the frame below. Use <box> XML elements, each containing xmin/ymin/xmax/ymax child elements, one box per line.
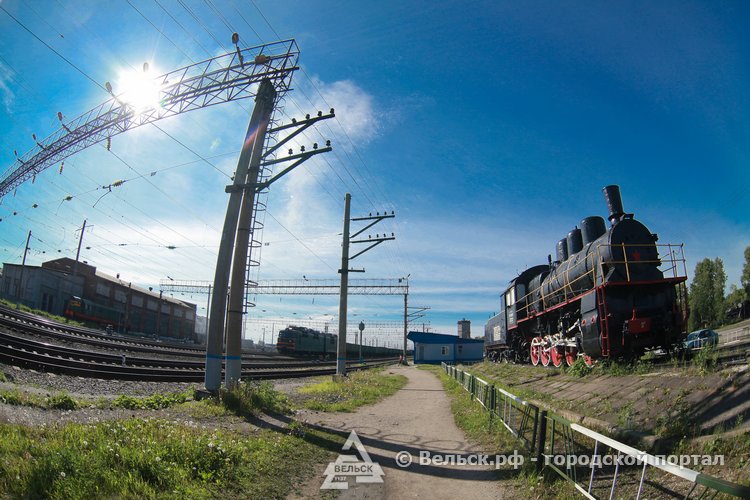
<box><xmin>336</xmin><ymin>195</ymin><xmax>395</xmax><ymax>377</ymax></box>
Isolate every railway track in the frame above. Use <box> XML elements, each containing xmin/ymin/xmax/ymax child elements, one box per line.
<box><xmin>0</xmin><ymin>334</ymin><xmax>397</xmax><ymax>382</ymax></box>
<box><xmin>0</xmin><ymin>304</ymin><xmax>287</xmax><ymax>360</ymax></box>
<box><xmin>0</xmin><ymin>306</ymin><xmax>397</xmax><ymax>382</ymax></box>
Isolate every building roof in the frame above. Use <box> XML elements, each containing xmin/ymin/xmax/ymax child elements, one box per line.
<box><xmin>407</xmin><ymin>331</ymin><xmax>484</xmax><ymax>345</ymax></box>
<box><xmin>38</xmin><ymin>257</ymin><xmax>194</xmax><ymax>309</ymax></box>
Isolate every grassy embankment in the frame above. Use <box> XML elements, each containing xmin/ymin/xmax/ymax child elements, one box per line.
<box><xmin>418</xmin><ymin>364</ymin><xmax>576</xmax><ymax>498</ymax></box>
<box><xmin>436</xmin><ymin>362</ymin><xmax>750</xmax><ymax>487</ymax></box>
<box><xmin>295</xmin><ymin>368</ymin><xmax>408</xmax><ymax>412</ymax></box>
<box><xmin>0</xmin><ymin>298</ymin><xmax>84</xmax><ymax>327</ymax></box>
<box><xmin>0</xmin><ymin>368</ymin><xmax>404</xmax><ymax>497</ymax></box>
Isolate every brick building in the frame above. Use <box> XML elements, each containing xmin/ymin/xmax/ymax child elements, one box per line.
<box><xmin>1</xmin><ymin>257</ymin><xmax>196</xmax><ymax>340</ymax></box>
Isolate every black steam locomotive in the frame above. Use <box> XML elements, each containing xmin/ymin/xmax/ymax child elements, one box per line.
<box><xmin>485</xmin><ymin>185</ymin><xmax>688</xmax><ymax>366</ymax></box>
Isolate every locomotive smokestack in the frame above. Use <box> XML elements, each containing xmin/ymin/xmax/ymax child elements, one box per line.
<box><xmin>603</xmin><ymin>185</ymin><xmax>625</xmax><ymax>225</ymax></box>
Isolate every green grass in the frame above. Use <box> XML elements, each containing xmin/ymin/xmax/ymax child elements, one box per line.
<box><xmin>0</xmin><ymin>298</ymin><xmax>84</xmax><ymax>327</ymax></box>
<box><xmin>0</xmin><ymin>389</ymin><xmax>79</xmax><ymax>410</ymax></box>
<box><xmin>0</xmin><ymin>388</ymin><xmax>200</xmax><ymax>413</ymax></box>
<box><xmin>0</xmin><ymin>417</ymin><xmax>333</xmax><ymax>499</ymax></box>
<box><xmin>420</xmin><ymin>365</ymin><xmax>577</xmax><ymax>498</ymax></box>
<box><xmin>111</xmin><ymin>391</ymin><xmax>193</xmax><ymax>411</ymax></box>
<box><xmin>297</xmin><ymin>368</ymin><xmax>407</xmax><ymax>412</ymax></box>
<box><xmin>220</xmin><ymin>380</ymin><xmax>292</xmax><ymax>417</ymax></box>
<box><xmin>674</xmin><ymin>431</ymin><xmax>750</xmax><ymax>486</ymax></box>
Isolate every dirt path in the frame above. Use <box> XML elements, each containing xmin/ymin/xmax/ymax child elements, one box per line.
<box><xmin>292</xmin><ymin>365</ymin><xmax>517</xmax><ymax>499</ymax></box>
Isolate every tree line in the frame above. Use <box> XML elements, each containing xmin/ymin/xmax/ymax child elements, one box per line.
<box><xmin>688</xmin><ymin>245</ymin><xmax>750</xmax><ymax>331</ymax></box>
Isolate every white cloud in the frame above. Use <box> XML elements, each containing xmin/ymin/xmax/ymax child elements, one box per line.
<box><xmin>304</xmin><ymin>77</ymin><xmax>380</xmax><ymax>145</ymax></box>
<box><xmin>0</xmin><ymin>62</ymin><xmax>15</xmax><ymax>114</ymax></box>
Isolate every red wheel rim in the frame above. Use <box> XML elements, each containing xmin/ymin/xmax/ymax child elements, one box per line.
<box><xmin>551</xmin><ymin>347</ymin><xmax>564</xmax><ymax>367</ymax></box>
<box><xmin>540</xmin><ymin>346</ymin><xmax>551</xmax><ymax>367</ymax></box>
<box><xmin>530</xmin><ymin>341</ymin><xmax>540</xmax><ymax>366</ymax></box>
<box><xmin>583</xmin><ymin>354</ymin><xmax>594</xmax><ymax>367</ymax></box>
<box><xmin>565</xmin><ymin>347</ymin><xmax>578</xmax><ymax>367</ymax></box>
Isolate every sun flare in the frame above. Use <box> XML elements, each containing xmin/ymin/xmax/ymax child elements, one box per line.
<box><xmin>117</xmin><ymin>66</ymin><xmax>161</xmax><ymax>112</ymax></box>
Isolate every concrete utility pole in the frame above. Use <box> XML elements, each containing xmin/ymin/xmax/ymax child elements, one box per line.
<box><xmin>336</xmin><ymin>195</ymin><xmax>396</xmax><ymax>377</ymax></box>
<box><xmin>336</xmin><ymin>194</ymin><xmax>352</xmax><ymax>376</ymax></box>
<box><xmin>205</xmin><ymin>79</ymin><xmax>276</xmax><ymax>392</ymax></box>
<box><xmin>224</xmin><ymin>80</ymin><xmax>277</xmax><ymax>388</ymax></box>
<box><xmin>73</xmin><ymin>219</ymin><xmax>87</xmax><ymax>277</ymax></box>
<box><xmin>358</xmin><ymin>320</ymin><xmax>365</xmax><ymax>361</ymax></box>
<box><xmin>16</xmin><ymin>230</ymin><xmax>31</xmax><ymax>309</ymax></box>
<box><xmin>204</xmin><ymin>82</ymin><xmax>334</xmax><ymax>391</ymax></box>
<box><xmin>403</xmin><ymin>287</ymin><xmax>408</xmax><ymax>360</ymax></box>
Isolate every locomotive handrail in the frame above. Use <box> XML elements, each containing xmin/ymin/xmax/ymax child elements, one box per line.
<box><xmin>516</xmin><ymin>243</ymin><xmax>687</xmax><ymax>322</ymax></box>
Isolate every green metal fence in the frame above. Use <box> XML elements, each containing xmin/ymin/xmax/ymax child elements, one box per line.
<box><xmin>441</xmin><ymin>362</ymin><xmax>750</xmax><ymax>499</ymax></box>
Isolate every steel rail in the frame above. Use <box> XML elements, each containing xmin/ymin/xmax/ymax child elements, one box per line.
<box><xmin>0</xmin><ymin>330</ymin><xmax>395</xmax><ymax>371</ymax></box>
<box><xmin>0</xmin><ymin>342</ymin><xmax>396</xmax><ymax>382</ymax></box>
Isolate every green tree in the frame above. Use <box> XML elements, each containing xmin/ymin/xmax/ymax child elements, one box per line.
<box><xmin>688</xmin><ymin>257</ymin><xmax>727</xmax><ymax>330</ymax></box>
<box><xmin>725</xmin><ymin>284</ymin><xmax>747</xmax><ymax>319</ymax></box>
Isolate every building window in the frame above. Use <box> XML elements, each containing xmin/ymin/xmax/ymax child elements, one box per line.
<box><xmin>96</xmin><ymin>283</ymin><xmax>110</xmax><ymax>297</ymax></box>
<box><xmin>458</xmin><ymin>345</ymin><xmax>463</xmax><ymax>354</ymax></box>
<box><xmin>441</xmin><ymin>346</ymin><xmax>448</xmax><ymax>356</ymax></box>
<box><xmin>131</xmin><ymin>296</ymin><xmax>143</xmax><ymax>308</ymax></box>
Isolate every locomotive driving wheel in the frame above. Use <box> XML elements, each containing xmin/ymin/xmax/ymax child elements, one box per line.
<box><xmin>564</xmin><ymin>347</ymin><xmax>578</xmax><ymax>367</ymax></box>
<box><xmin>583</xmin><ymin>354</ymin><xmax>595</xmax><ymax>367</ymax></box>
<box><xmin>530</xmin><ymin>340</ymin><xmax>541</xmax><ymax>366</ymax></box>
<box><xmin>540</xmin><ymin>345</ymin><xmax>551</xmax><ymax>367</ymax></box>
<box><xmin>550</xmin><ymin>346</ymin><xmax>564</xmax><ymax>368</ymax></box>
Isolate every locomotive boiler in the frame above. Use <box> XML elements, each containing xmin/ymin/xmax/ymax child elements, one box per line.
<box><xmin>485</xmin><ymin>185</ymin><xmax>688</xmax><ymax>366</ymax></box>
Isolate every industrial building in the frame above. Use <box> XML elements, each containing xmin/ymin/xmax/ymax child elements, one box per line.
<box><xmin>1</xmin><ymin>257</ymin><xmax>197</xmax><ymax>340</ymax></box>
<box><xmin>457</xmin><ymin>318</ymin><xmax>471</xmax><ymax>339</ymax></box>
<box><xmin>407</xmin><ymin>331</ymin><xmax>484</xmax><ymax>364</ymax></box>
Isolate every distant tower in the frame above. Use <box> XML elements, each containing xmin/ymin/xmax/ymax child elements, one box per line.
<box><xmin>458</xmin><ymin>319</ymin><xmax>471</xmax><ymax>339</ymax></box>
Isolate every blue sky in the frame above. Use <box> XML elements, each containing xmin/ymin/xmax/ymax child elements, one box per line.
<box><xmin>1</xmin><ymin>0</ymin><xmax>748</xmax><ymax>346</ymax></box>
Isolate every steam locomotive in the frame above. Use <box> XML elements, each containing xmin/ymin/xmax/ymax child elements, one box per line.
<box><xmin>276</xmin><ymin>325</ymin><xmax>401</xmax><ymax>358</ymax></box>
<box><xmin>485</xmin><ymin>185</ymin><xmax>688</xmax><ymax>366</ymax></box>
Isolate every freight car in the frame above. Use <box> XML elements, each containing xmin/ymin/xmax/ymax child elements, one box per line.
<box><xmin>485</xmin><ymin>185</ymin><xmax>688</xmax><ymax>367</ymax></box>
<box><xmin>276</xmin><ymin>325</ymin><xmax>401</xmax><ymax>358</ymax></box>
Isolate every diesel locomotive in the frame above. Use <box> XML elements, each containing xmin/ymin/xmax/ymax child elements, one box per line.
<box><xmin>485</xmin><ymin>185</ymin><xmax>688</xmax><ymax>366</ymax></box>
<box><xmin>64</xmin><ymin>296</ymin><xmax>124</xmax><ymax>328</ymax></box>
<box><xmin>276</xmin><ymin>325</ymin><xmax>401</xmax><ymax>358</ymax></box>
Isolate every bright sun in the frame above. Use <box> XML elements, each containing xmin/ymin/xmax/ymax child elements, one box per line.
<box><xmin>117</xmin><ymin>66</ymin><xmax>161</xmax><ymax>112</ymax></box>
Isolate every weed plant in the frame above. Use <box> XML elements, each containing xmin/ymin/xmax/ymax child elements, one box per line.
<box><xmin>297</xmin><ymin>368</ymin><xmax>407</xmax><ymax>412</ymax></box>
<box><xmin>221</xmin><ymin>380</ymin><xmax>292</xmax><ymax>417</ymax></box>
